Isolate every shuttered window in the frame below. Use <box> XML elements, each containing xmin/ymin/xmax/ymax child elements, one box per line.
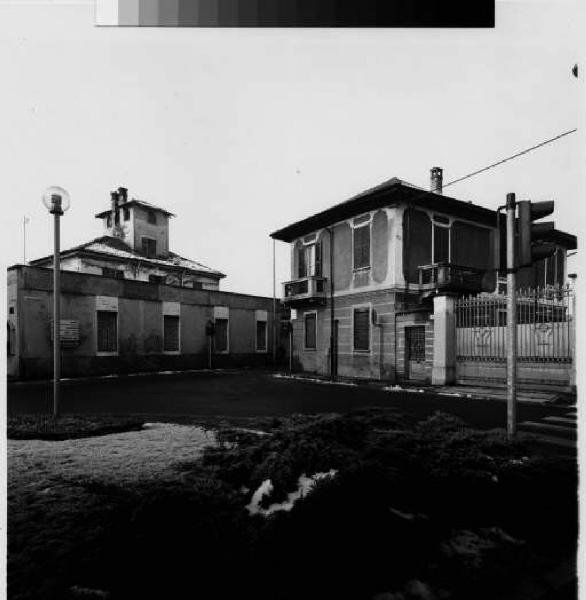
<box><xmin>214</xmin><ymin>318</ymin><xmax>229</xmax><ymax>353</ymax></box>
<box><xmin>97</xmin><ymin>311</ymin><xmax>117</xmax><ymax>353</ymax></box>
<box><xmin>256</xmin><ymin>320</ymin><xmax>267</xmax><ymax>352</ymax></box>
<box><xmin>142</xmin><ymin>237</ymin><xmax>157</xmax><ymax>258</ymax></box>
<box><xmin>163</xmin><ymin>315</ymin><xmax>180</xmax><ymax>352</ymax></box>
<box><xmin>433</xmin><ymin>224</ymin><xmax>450</xmax><ymax>263</ymax></box>
<box><xmin>298</xmin><ymin>246</ymin><xmax>306</xmax><ymax>278</ymax></box>
<box><xmin>304</xmin><ymin>313</ymin><xmax>317</xmax><ymax>349</ymax></box>
<box><xmin>353</xmin><ymin>225</ymin><xmax>370</xmax><ymax>269</ymax></box>
<box><xmin>7</xmin><ymin>322</ymin><xmax>15</xmax><ymax>355</ymax></box>
<box><xmin>353</xmin><ymin>308</ymin><xmax>370</xmax><ymax>351</ymax></box>
<box><xmin>298</xmin><ymin>243</ymin><xmax>322</xmax><ymax>278</ymax></box>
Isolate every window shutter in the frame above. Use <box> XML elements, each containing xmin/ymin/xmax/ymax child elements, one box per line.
<box><xmin>354</xmin><ymin>226</ymin><xmax>370</xmax><ymax>269</ymax></box>
<box><xmin>304</xmin><ymin>313</ymin><xmax>317</xmax><ymax>349</ymax></box>
<box><xmin>256</xmin><ymin>320</ymin><xmax>267</xmax><ymax>351</ymax></box>
<box><xmin>315</xmin><ymin>242</ymin><xmax>322</xmax><ymax>276</ymax></box>
<box><xmin>353</xmin><ymin>308</ymin><xmax>370</xmax><ymax>351</ymax></box>
<box><xmin>97</xmin><ymin>311</ymin><xmax>117</xmax><ymax>352</ymax></box>
<box><xmin>298</xmin><ymin>246</ymin><xmax>306</xmax><ymax>278</ymax></box>
<box><xmin>214</xmin><ymin>318</ymin><xmax>229</xmax><ymax>352</ymax></box>
<box><xmin>163</xmin><ymin>315</ymin><xmax>180</xmax><ymax>351</ymax></box>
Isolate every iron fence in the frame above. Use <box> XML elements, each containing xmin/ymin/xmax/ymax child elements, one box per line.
<box><xmin>455</xmin><ymin>285</ymin><xmax>574</xmax><ymax>363</ymax></box>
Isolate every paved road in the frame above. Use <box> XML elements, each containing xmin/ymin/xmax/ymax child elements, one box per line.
<box><xmin>7</xmin><ymin>370</ymin><xmax>575</xmax><ymax>435</ymax></box>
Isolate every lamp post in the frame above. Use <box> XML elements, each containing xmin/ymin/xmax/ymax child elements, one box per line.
<box><xmin>42</xmin><ymin>186</ymin><xmax>70</xmax><ymax>417</ymax></box>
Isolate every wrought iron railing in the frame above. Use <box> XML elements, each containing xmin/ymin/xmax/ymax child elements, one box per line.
<box><xmin>455</xmin><ymin>285</ymin><xmax>574</xmax><ymax>363</ymax></box>
<box><xmin>418</xmin><ymin>262</ymin><xmax>487</xmax><ymax>293</ymax></box>
<box><xmin>283</xmin><ymin>276</ymin><xmax>327</xmax><ymax>303</ymax></box>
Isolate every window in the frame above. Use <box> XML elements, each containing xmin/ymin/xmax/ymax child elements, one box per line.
<box><xmin>97</xmin><ymin>311</ymin><xmax>117</xmax><ymax>353</ymax></box>
<box><xmin>106</xmin><ymin>214</ymin><xmax>112</xmax><ymax>227</ymax></box>
<box><xmin>214</xmin><ymin>318</ymin><xmax>229</xmax><ymax>353</ymax></box>
<box><xmin>297</xmin><ymin>242</ymin><xmax>322</xmax><ymax>278</ymax></box>
<box><xmin>433</xmin><ymin>223</ymin><xmax>450</xmax><ymax>263</ymax></box>
<box><xmin>256</xmin><ymin>319</ymin><xmax>267</xmax><ymax>352</ymax></box>
<box><xmin>304</xmin><ymin>312</ymin><xmax>317</xmax><ymax>349</ymax></box>
<box><xmin>163</xmin><ymin>315</ymin><xmax>180</xmax><ymax>352</ymax></box>
<box><xmin>353</xmin><ymin>307</ymin><xmax>370</xmax><ymax>352</ymax></box>
<box><xmin>142</xmin><ymin>237</ymin><xmax>157</xmax><ymax>258</ymax></box>
<box><xmin>7</xmin><ymin>322</ymin><xmax>15</xmax><ymax>355</ymax></box>
<box><xmin>149</xmin><ymin>274</ymin><xmax>165</xmax><ymax>284</ymax></box>
<box><xmin>147</xmin><ymin>210</ymin><xmax>157</xmax><ymax>225</ymax></box>
<box><xmin>123</xmin><ymin>207</ymin><xmax>130</xmax><ymax>221</ymax></box>
<box><xmin>353</xmin><ymin>225</ymin><xmax>370</xmax><ymax>270</ymax></box>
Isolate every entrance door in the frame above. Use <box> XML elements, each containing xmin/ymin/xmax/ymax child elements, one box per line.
<box><xmin>405</xmin><ymin>326</ymin><xmax>426</xmax><ymax>381</ymax></box>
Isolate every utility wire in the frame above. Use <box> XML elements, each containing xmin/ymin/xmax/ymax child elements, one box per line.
<box><xmin>438</xmin><ymin>128</ymin><xmax>577</xmax><ymax>193</ymax></box>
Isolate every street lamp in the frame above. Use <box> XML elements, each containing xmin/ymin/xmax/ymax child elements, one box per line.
<box><xmin>42</xmin><ymin>186</ymin><xmax>70</xmax><ymax>417</ymax></box>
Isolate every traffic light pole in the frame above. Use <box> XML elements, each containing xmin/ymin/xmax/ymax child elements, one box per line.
<box><xmin>506</xmin><ymin>193</ymin><xmax>517</xmax><ymax>440</ymax></box>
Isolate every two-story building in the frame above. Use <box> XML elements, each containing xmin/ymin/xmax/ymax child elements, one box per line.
<box><xmin>30</xmin><ymin>187</ymin><xmax>225</xmax><ymax>290</ymax></box>
<box><xmin>271</xmin><ymin>168</ymin><xmax>577</xmax><ymax>385</ymax></box>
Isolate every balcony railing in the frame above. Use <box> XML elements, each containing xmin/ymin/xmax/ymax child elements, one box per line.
<box><xmin>283</xmin><ymin>276</ymin><xmax>327</xmax><ymax>306</ymax></box>
<box><xmin>418</xmin><ymin>262</ymin><xmax>492</xmax><ymax>295</ymax></box>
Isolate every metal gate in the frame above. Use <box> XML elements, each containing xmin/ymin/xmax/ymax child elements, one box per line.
<box><xmin>455</xmin><ymin>286</ymin><xmax>574</xmax><ymax>387</ymax></box>
<box><xmin>406</xmin><ymin>325</ymin><xmax>426</xmax><ymax>381</ymax></box>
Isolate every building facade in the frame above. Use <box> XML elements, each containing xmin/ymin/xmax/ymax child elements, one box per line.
<box><xmin>8</xmin><ymin>186</ymin><xmax>281</xmax><ymax>380</ymax></box>
<box><xmin>271</xmin><ymin>169</ymin><xmax>577</xmax><ymax>387</ymax></box>
<box><xmin>31</xmin><ymin>187</ymin><xmax>225</xmax><ymax>290</ymax></box>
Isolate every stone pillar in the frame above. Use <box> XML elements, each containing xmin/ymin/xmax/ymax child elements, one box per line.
<box><xmin>432</xmin><ymin>294</ymin><xmax>457</xmax><ymax>385</ymax></box>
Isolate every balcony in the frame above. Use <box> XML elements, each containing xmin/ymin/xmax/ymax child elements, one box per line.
<box><xmin>418</xmin><ymin>262</ymin><xmax>493</xmax><ymax>295</ymax></box>
<box><xmin>283</xmin><ymin>276</ymin><xmax>327</xmax><ymax>307</ymax></box>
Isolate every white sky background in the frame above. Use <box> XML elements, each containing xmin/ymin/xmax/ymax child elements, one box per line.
<box><xmin>0</xmin><ymin>0</ymin><xmax>583</xmax><ymax>297</ymax></box>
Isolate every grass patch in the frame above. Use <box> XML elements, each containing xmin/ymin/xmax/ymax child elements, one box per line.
<box><xmin>8</xmin><ymin>408</ymin><xmax>577</xmax><ymax>600</ymax></box>
<box><xmin>7</xmin><ymin>414</ymin><xmax>146</xmax><ymax>440</ymax></box>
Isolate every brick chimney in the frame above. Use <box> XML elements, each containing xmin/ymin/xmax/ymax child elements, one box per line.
<box><xmin>430</xmin><ymin>167</ymin><xmax>443</xmax><ymax>194</ymax></box>
<box><xmin>110</xmin><ymin>190</ymin><xmax>119</xmax><ymax>228</ymax></box>
<box><xmin>118</xmin><ymin>187</ymin><xmax>128</xmax><ymax>203</ymax></box>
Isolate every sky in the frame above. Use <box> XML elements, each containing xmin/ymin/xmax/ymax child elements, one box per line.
<box><xmin>0</xmin><ymin>0</ymin><xmax>583</xmax><ymax>298</ymax></box>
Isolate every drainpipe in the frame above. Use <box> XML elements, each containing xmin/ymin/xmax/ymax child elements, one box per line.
<box><xmin>326</xmin><ymin>227</ymin><xmax>335</xmax><ymax>380</ymax></box>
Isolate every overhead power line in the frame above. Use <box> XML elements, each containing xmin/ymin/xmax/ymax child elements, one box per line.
<box><xmin>440</xmin><ymin>128</ymin><xmax>577</xmax><ymax>192</ymax></box>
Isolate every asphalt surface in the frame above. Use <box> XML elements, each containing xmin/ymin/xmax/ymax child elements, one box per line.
<box><xmin>6</xmin><ymin>370</ymin><xmax>575</xmax><ymax>431</ymax></box>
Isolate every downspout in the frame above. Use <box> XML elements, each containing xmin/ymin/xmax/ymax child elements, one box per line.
<box><xmin>326</xmin><ymin>227</ymin><xmax>335</xmax><ymax>380</ymax></box>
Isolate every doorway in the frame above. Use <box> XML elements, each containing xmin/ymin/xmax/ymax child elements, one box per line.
<box><xmin>405</xmin><ymin>325</ymin><xmax>426</xmax><ymax>381</ymax></box>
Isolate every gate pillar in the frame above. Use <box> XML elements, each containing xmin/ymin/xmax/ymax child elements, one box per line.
<box><xmin>432</xmin><ymin>294</ymin><xmax>457</xmax><ymax>385</ymax></box>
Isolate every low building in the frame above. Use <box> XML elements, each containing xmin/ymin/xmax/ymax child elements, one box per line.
<box><xmin>271</xmin><ymin>168</ymin><xmax>577</xmax><ymax>388</ymax></box>
<box><xmin>8</xmin><ymin>187</ymin><xmax>280</xmax><ymax>380</ymax></box>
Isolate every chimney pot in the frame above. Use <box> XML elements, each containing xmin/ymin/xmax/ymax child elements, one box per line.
<box><xmin>118</xmin><ymin>187</ymin><xmax>128</xmax><ymax>203</ymax></box>
<box><xmin>430</xmin><ymin>167</ymin><xmax>443</xmax><ymax>194</ymax></box>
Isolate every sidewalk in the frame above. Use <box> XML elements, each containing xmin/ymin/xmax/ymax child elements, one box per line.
<box><xmin>274</xmin><ymin>373</ymin><xmax>576</xmax><ymax>406</ymax></box>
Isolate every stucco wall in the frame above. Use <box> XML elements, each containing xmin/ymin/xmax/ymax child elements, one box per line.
<box><xmin>132</xmin><ymin>206</ymin><xmax>169</xmax><ymax>257</ymax></box>
<box><xmin>9</xmin><ymin>266</ymin><xmax>280</xmax><ymax>380</ymax></box>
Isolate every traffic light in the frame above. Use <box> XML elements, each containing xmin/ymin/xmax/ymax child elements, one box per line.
<box><xmin>517</xmin><ymin>200</ymin><xmax>557</xmax><ymax>267</ymax></box>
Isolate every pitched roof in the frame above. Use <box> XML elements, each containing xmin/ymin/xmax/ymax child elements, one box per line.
<box><xmin>270</xmin><ymin>177</ymin><xmax>577</xmax><ymax>250</ymax></box>
<box><xmin>95</xmin><ymin>198</ymin><xmax>175</xmax><ymax>219</ymax></box>
<box><xmin>29</xmin><ymin>236</ymin><xmax>226</xmax><ymax>279</ymax></box>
